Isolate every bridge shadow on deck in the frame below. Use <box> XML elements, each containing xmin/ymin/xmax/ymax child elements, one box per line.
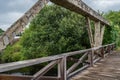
<box><xmin>71</xmin><ymin>51</ymin><xmax>120</xmax><ymax>80</ymax></box>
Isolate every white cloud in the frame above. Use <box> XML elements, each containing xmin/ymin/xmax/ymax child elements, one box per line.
<box><xmin>0</xmin><ymin>12</ymin><xmax>23</xmax><ymax>31</ymax></box>
<box><xmin>0</xmin><ymin>0</ymin><xmax>38</xmax><ymax>31</ymax></box>
<box><xmin>84</xmin><ymin>0</ymin><xmax>120</xmax><ymax>12</ymax></box>
<box><xmin>0</xmin><ymin>24</ymin><xmax>10</xmax><ymax>31</ymax></box>
<box><xmin>0</xmin><ymin>12</ymin><xmax>23</xmax><ymax>24</ymax></box>
<box><xmin>0</xmin><ymin>0</ymin><xmax>120</xmax><ymax>31</ymax></box>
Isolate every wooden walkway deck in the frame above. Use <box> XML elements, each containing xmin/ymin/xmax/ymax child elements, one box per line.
<box><xmin>71</xmin><ymin>51</ymin><xmax>120</xmax><ymax>80</ymax></box>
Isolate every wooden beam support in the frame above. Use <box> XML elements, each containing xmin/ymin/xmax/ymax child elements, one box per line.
<box><xmin>32</xmin><ymin>60</ymin><xmax>59</xmax><ymax>80</ymax></box>
<box><xmin>67</xmin><ymin>52</ymin><xmax>88</xmax><ymax>75</ymax></box>
<box><xmin>50</xmin><ymin>0</ymin><xmax>109</xmax><ymax>26</ymax></box>
<box><xmin>100</xmin><ymin>25</ymin><xmax>105</xmax><ymax>45</ymax></box>
<box><xmin>94</xmin><ymin>21</ymin><xmax>101</xmax><ymax>47</ymax></box>
<box><xmin>86</xmin><ymin>17</ymin><xmax>94</xmax><ymax>47</ymax></box>
<box><xmin>68</xmin><ymin>64</ymin><xmax>89</xmax><ymax>78</ymax></box>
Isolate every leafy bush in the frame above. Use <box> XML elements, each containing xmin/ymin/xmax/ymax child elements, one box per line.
<box><xmin>1</xmin><ymin>42</ymin><xmax>22</xmax><ymax>62</ymax></box>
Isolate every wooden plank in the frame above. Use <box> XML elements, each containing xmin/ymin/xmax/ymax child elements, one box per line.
<box><xmin>33</xmin><ymin>60</ymin><xmax>59</xmax><ymax>80</ymax></box>
<box><xmin>93</xmin><ymin>57</ymin><xmax>101</xmax><ymax>64</ymax></box>
<box><xmin>0</xmin><ymin>74</ymin><xmax>33</xmax><ymax>80</ymax></box>
<box><xmin>67</xmin><ymin>52</ymin><xmax>88</xmax><ymax>75</ymax></box>
<box><xmin>68</xmin><ymin>64</ymin><xmax>89</xmax><ymax>78</ymax></box>
<box><xmin>0</xmin><ymin>56</ymin><xmax>62</xmax><ymax>73</ymax></box>
<box><xmin>72</xmin><ymin>50</ymin><xmax>119</xmax><ymax>80</ymax></box>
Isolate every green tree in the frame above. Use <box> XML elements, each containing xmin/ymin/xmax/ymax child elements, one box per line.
<box><xmin>1</xmin><ymin>5</ymin><xmax>90</xmax><ymax>62</ymax></box>
<box><xmin>103</xmin><ymin>11</ymin><xmax>120</xmax><ymax>47</ymax></box>
<box><xmin>20</xmin><ymin>5</ymin><xmax>90</xmax><ymax>60</ymax></box>
<box><xmin>105</xmin><ymin>11</ymin><xmax>120</xmax><ymax>26</ymax></box>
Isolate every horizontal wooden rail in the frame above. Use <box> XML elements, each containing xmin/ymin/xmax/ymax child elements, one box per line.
<box><xmin>0</xmin><ymin>49</ymin><xmax>92</xmax><ymax>73</ymax></box>
<box><xmin>0</xmin><ymin>74</ymin><xmax>33</xmax><ymax>80</ymax></box>
<box><xmin>36</xmin><ymin>76</ymin><xmax>60</xmax><ymax>80</ymax></box>
<box><xmin>0</xmin><ymin>43</ymin><xmax>115</xmax><ymax>80</ymax></box>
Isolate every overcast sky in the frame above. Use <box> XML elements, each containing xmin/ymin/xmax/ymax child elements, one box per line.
<box><xmin>0</xmin><ymin>0</ymin><xmax>120</xmax><ymax>31</ymax></box>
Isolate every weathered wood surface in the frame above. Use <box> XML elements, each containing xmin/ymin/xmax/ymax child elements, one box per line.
<box><xmin>32</xmin><ymin>60</ymin><xmax>60</xmax><ymax>80</ymax></box>
<box><xmin>71</xmin><ymin>51</ymin><xmax>120</xmax><ymax>80</ymax></box>
<box><xmin>86</xmin><ymin>17</ymin><xmax>94</xmax><ymax>47</ymax></box>
<box><xmin>50</xmin><ymin>0</ymin><xmax>109</xmax><ymax>26</ymax></box>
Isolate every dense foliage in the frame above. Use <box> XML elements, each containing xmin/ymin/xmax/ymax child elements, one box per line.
<box><xmin>103</xmin><ymin>11</ymin><xmax>120</xmax><ymax>47</ymax></box>
<box><xmin>1</xmin><ymin>5</ymin><xmax>90</xmax><ymax>62</ymax></box>
<box><xmin>105</xmin><ymin>11</ymin><xmax>120</xmax><ymax>26</ymax></box>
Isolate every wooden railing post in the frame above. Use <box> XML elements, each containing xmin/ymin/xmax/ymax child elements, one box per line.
<box><xmin>112</xmin><ymin>44</ymin><xmax>115</xmax><ymax>50</ymax></box>
<box><xmin>58</xmin><ymin>57</ymin><xmax>67</xmax><ymax>80</ymax></box>
<box><xmin>88</xmin><ymin>50</ymin><xmax>94</xmax><ymax>67</ymax></box>
<box><xmin>108</xmin><ymin>45</ymin><xmax>111</xmax><ymax>54</ymax></box>
<box><xmin>101</xmin><ymin>47</ymin><xmax>105</xmax><ymax>58</ymax></box>
<box><xmin>110</xmin><ymin>44</ymin><xmax>114</xmax><ymax>53</ymax></box>
<box><xmin>86</xmin><ymin>17</ymin><xmax>94</xmax><ymax>48</ymax></box>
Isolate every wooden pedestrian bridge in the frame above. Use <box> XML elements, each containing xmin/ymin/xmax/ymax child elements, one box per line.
<box><xmin>0</xmin><ymin>43</ymin><xmax>116</xmax><ymax>80</ymax></box>
<box><xmin>0</xmin><ymin>0</ymin><xmax>119</xmax><ymax>80</ymax></box>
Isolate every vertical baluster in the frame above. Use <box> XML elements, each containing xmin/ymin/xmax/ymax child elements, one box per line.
<box><xmin>58</xmin><ymin>57</ymin><xmax>67</xmax><ymax>80</ymax></box>
<box><xmin>108</xmin><ymin>45</ymin><xmax>111</xmax><ymax>54</ymax></box>
<box><xmin>101</xmin><ymin>47</ymin><xmax>105</xmax><ymax>58</ymax></box>
<box><xmin>88</xmin><ymin>50</ymin><xmax>94</xmax><ymax>67</ymax></box>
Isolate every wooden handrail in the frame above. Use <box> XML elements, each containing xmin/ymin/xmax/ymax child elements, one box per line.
<box><xmin>0</xmin><ymin>43</ymin><xmax>115</xmax><ymax>73</ymax></box>
<box><xmin>0</xmin><ymin>43</ymin><xmax>115</xmax><ymax>80</ymax></box>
